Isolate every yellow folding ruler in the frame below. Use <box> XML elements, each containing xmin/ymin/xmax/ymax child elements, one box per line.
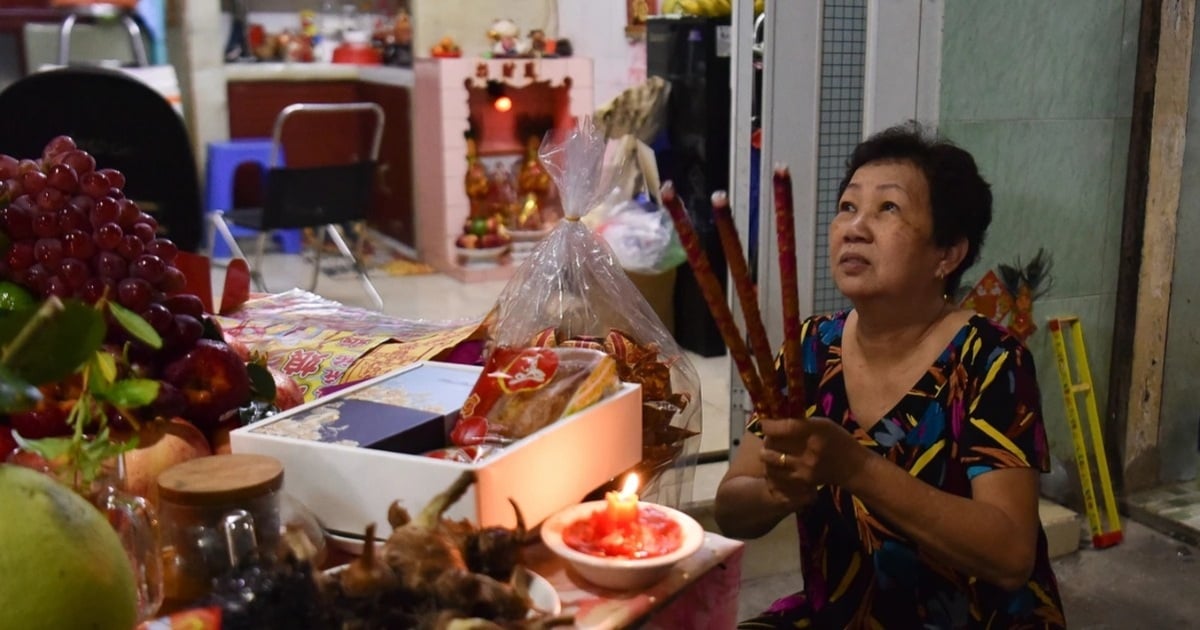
<box><xmin>1047</xmin><ymin>315</ymin><xmax>1123</xmax><ymax>548</ymax></box>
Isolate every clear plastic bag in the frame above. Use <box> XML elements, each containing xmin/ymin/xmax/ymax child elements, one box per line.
<box><xmin>483</xmin><ymin>118</ymin><xmax>702</xmax><ymax>507</ymax></box>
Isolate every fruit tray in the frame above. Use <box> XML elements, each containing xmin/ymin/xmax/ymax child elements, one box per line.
<box><xmin>230</xmin><ymin>361</ymin><xmax>642</xmax><ymax>535</ymax></box>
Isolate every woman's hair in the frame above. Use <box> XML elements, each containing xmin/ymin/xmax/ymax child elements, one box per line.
<box><xmin>836</xmin><ymin>121</ymin><xmax>992</xmax><ymax>296</ymax></box>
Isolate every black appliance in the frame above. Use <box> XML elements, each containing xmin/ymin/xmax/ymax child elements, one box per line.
<box><xmin>647</xmin><ymin>16</ymin><xmax>732</xmax><ymax>358</ymax></box>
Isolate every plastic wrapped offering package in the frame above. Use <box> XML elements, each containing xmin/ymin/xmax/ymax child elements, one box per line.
<box><xmin>473</xmin><ymin>119</ymin><xmax>702</xmax><ymax>507</ymax></box>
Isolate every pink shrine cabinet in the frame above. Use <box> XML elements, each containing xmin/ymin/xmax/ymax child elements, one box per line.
<box><xmin>412</xmin><ymin>57</ymin><xmax>593</xmax><ymax>282</ymax></box>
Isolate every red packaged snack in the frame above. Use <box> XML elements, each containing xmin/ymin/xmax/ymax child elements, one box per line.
<box><xmin>449</xmin><ymin>346</ymin><xmax>620</xmax><ymax>447</ymax></box>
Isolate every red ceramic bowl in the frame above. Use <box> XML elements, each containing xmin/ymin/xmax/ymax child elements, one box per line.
<box><xmin>332</xmin><ymin>44</ymin><xmax>382</xmax><ymax>65</ymax></box>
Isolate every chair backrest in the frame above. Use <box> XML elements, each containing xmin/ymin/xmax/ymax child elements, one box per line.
<box><xmin>258</xmin><ymin>102</ymin><xmax>384</xmax><ymax>230</ymax></box>
<box><xmin>262</xmin><ymin>162</ymin><xmax>377</xmax><ymax>229</ymax></box>
<box><xmin>0</xmin><ymin>66</ymin><xmax>203</xmax><ymax>252</ymax></box>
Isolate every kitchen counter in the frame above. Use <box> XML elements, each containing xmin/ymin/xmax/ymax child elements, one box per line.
<box><xmin>224</xmin><ymin>62</ymin><xmax>414</xmax><ymax>87</ymax></box>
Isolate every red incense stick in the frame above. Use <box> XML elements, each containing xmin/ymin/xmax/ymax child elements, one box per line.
<box><xmin>774</xmin><ymin>167</ymin><xmax>805</xmax><ymax>417</ymax></box>
<box><xmin>661</xmin><ymin>182</ymin><xmax>766</xmax><ymax>411</ymax></box>
<box><xmin>711</xmin><ymin>191</ymin><xmax>781</xmax><ymax>416</ymax></box>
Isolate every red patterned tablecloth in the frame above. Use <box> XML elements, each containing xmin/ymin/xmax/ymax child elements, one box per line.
<box><xmin>526</xmin><ymin>532</ymin><xmax>745</xmax><ymax>629</ymax></box>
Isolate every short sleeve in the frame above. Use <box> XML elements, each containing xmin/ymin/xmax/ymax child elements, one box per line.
<box><xmin>956</xmin><ymin>341</ymin><xmax>1051</xmax><ymax>479</ymax></box>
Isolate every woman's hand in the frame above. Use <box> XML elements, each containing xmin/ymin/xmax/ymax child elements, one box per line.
<box><xmin>758</xmin><ymin>417</ymin><xmax>870</xmax><ymax>489</ymax></box>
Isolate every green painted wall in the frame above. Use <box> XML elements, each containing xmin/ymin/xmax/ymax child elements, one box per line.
<box><xmin>938</xmin><ymin>0</ymin><xmax>1141</xmax><ymax>468</ymax></box>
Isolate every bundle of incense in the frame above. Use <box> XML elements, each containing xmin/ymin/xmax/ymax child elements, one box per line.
<box><xmin>660</xmin><ymin>182</ymin><xmax>766</xmax><ymax>412</ymax></box>
<box><xmin>661</xmin><ymin>168</ymin><xmax>805</xmax><ymax>419</ymax></box>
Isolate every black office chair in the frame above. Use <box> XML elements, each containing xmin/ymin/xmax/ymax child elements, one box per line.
<box><xmin>207</xmin><ymin>102</ymin><xmax>385</xmax><ymax>311</ymax></box>
<box><xmin>0</xmin><ymin>66</ymin><xmax>203</xmax><ymax>253</ymax></box>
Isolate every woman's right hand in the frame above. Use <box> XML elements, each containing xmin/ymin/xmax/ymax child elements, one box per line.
<box><xmin>716</xmin><ymin>428</ymin><xmax>819</xmax><ymax>538</ymax></box>
<box><xmin>763</xmin><ymin>452</ymin><xmax>820</xmax><ymax>513</ymax></box>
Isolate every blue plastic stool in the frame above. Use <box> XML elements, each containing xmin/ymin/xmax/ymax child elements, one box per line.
<box><xmin>204</xmin><ymin>139</ymin><xmax>303</xmax><ymax>257</ymax></box>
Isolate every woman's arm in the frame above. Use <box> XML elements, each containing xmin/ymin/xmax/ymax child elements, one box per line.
<box><xmin>715</xmin><ymin>430</ymin><xmax>812</xmax><ymax>539</ymax></box>
<box><xmin>844</xmin><ymin>454</ymin><xmax>1040</xmax><ymax>591</ymax></box>
<box><xmin>759</xmin><ymin>417</ymin><xmax>1041</xmax><ymax>591</ymax></box>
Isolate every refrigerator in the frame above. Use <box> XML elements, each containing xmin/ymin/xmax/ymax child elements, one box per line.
<box><xmin>647</xmin><ymin>15</ymin><xmax>733</xmax><ymax>358</ymax></box>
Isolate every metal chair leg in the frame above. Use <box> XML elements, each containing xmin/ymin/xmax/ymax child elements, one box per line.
<box><xmin>210</xmin><ymin>212</ymin><xmax>266</xmax><ymax>292</ymax></box>
<box><xmin>210</xmin><ymin>212</ymin><xmax>247</xmax><ymax>260</ymax></box>
<box><xmin>253</xmin><ymin>232</ymin><xmax>269</xmax><ymax>293</ymax></box>
<box><xmin>120</xmin><ymin>13</ymin><xmax>150</xmax><ymax>67</ymax></box>
<box><xmin>326</xmin><ymin>223</ymin><xmax>383</xmax><ymax>311</ymax></box>
<box><xmin>309</xmin><ymin>226</ymin><xmax>326</xmax><ymax>292</ymax></box>
<box><xmin>57</xmin><ymin>14</ymin><xmax>78</xmax><ymax>65</ymax></box>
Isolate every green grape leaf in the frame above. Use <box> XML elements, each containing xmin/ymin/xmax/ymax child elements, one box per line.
<box><xmin>0</xmin><ymin>300</ymin><xmax>105</xmax><ymax>385</ymax></box>
<box><xmin>108</xmin><ymin>302</ymin><xmax>163</xmax><ymax>350</ymax></box>
<box><xmin>246</xmin><ymin>361</ymin><xmax>276</xmax><ymax>403</ymax></box>
<box><xmin>101</xmin><ymin>378</ymin><xmax>160</xmax><ymax>408</ymax></box>
<box><xmin>76</xmin><ymin>429</ymin><xmax>137</xmax><ymax>484</ymax></box>
<box><xmin>0</xmin><ymin>364</ymin><xmax>42</xmax><ymax>413</ymax></box>
<box><xmin>91</xmin><ymin>350</ymin><xmax>118</xmax><ymax>388</ymax></box>
<box><xmin>11</xmin><ymin>433</ymin><xmax>74</xmax><ymax>462</ymax></box>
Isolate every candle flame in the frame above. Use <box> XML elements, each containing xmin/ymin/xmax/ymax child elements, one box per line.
<box><xmin>619</xmin><ymin>473</ymin><xmax>639</xmax><ymax>497</ymax></box>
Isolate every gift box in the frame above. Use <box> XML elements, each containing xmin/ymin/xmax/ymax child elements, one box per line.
<box><xmin>229</xmin><ymin>361</ymin><xmax>643</xmax><ymax>534</ymax></box>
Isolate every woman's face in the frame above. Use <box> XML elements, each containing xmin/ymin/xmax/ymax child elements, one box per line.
<box><xmin>830</xmin><ymin>160</ymin><xmax>948</xmax><ymax>303</ymax></box>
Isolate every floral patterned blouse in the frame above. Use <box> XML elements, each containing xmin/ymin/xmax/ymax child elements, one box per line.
<box><xmin>740</xmin><ymin>311</ymin><xmax>1066</xmax><ymax>629</ymax></box>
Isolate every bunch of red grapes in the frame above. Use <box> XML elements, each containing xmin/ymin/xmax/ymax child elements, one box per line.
<box><xmin>0</xmin><ymin>136</ymin><xmax>185</xmax><ymax>309</ymax></box>
<box><xmin>0</xmin><ymin>136</ymin><xmax>244</xmax><ymax>448</ymax></box>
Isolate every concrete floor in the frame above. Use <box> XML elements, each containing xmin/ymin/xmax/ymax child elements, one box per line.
<box><xmin>221</xmin><ymin>248</ymin><xmax>1200</xmax><ymax>628</ymax></box>
<box><xmin>733</xmin><ymin>519</ymin><xmax>1200</xmax><ymax>628</ymax></box>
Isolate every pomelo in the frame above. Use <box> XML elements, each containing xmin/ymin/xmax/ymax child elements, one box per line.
<box><xmin>0</xmin><ymin>464</ymin><xmax>137</xmax><ymax>630</ymax></box>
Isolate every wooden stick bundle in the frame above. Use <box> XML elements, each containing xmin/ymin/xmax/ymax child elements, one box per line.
<box><xmin>662</xmin><ymin>168</ymin><xmax>805</xmax><ymax>419</ymax></box>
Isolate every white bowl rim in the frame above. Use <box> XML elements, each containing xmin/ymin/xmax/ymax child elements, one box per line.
<box><xmin>540</xmin><ymin>500</ymin><xmax>705</xmax><ymax>570</ymax></box>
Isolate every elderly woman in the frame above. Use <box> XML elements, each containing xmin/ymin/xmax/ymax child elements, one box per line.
<box><xmin>718</xmin><ymin>124</ymin><xmax>1065</xmax><ymax>628</ymax></box>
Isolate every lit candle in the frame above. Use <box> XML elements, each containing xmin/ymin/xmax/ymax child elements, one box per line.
<box><xmin>604</xmin><ymin>474</ymin><xmax>640</xmax><ymax>528</ymax></box>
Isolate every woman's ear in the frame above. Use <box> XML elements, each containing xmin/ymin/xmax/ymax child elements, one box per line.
<box><xmin>938</xmin><ymin>237</ymin><xmax>970</xmax><ymax>278</ymax></box>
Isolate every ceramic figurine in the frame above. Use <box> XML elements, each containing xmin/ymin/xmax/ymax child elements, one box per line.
<box><xmin>488</xmin><ymin>18</ymin><xmax>529</xmax><ymax>57</ymax></box>
<box><xmin>464</xmin><ymin>136</ymin><xmax>491</xmax><ymax>218</ymax></box>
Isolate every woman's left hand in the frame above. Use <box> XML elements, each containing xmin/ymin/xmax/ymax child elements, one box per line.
<box><xmin>758</xmin><ymin>416</ymin><xmax>870</xmax><ymax>488</ymax></box>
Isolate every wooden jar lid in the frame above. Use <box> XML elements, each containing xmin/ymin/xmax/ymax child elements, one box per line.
<box><xmin>157</xmin><ymin>454</ymin><xmax>284</xmax><ymax>506</ymax></box>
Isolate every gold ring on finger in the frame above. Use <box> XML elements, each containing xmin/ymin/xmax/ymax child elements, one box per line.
<box><xmin>779</xmin><ymin>452</ymin><xmax>787</xmax><ymax>467</ymax></box>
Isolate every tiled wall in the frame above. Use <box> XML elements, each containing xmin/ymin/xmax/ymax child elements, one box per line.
<box><xmin>938</xmin><ymin>0</ymin><xmax>1140</xmax><ymax>465</ymax></box>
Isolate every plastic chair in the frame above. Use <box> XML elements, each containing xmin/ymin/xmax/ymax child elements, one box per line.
<box><xmin>204</xmin><ymin>138</ymin><xmax>303</xmax><ymax>257</ymax></box>
<box><xmin>207</xmin><ymin>102</ymin><xmax>385</xmax><ymax>311</ymax></box>
<box><xmin>0</xmin><ymin>66</ymin><xmax>203</xmax><ymax>252</ymax></box>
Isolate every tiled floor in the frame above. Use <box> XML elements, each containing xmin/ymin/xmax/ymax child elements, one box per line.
<box><xmin>220</xmin><ymin>250</ymin><xmax>1200</xmax><ymax>626</ymax></box>
<box><xmin>1127</xmin><ymin>478</ymin><xmax>1200</xmax><ymax>543</ymax></box>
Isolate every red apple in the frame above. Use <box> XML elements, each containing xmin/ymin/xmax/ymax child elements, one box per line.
<box><xmin>270</xmin><ymin>367</ymin><xmax>305</xmax><ymax>411</ymax></box>
<box><xmin>9</xmin><ymin>405</ymin><xmax>71</xmax><ymax>439</ymax></box>
<box><xmin>120</xmin><ymin>417</ymin><xmax>212</xmax><ymax>503</ymax></box>
<box><xmin>6</xmin><ymin>449</ymin><xmax>52</xmax><ymax>474</ymax></box>
<box><xmin>162</xmin><ymin>339</ymin><xmax>252</xmax><ymax>432</ymax></box>
<box><xmin>209</xmin><ymin>419</ymin><xmax>240</xmax><ymax>455</ymax></box>
<box><xmin>223</xmin><ymin>334</ymin><xmax>253</xmax><ymax>362</ymax></box>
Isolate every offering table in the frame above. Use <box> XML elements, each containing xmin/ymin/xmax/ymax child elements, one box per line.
<box><xmin>527</xmin><ymin>531</ymin><xmax>744</xmax><ymax>629</ymax></box>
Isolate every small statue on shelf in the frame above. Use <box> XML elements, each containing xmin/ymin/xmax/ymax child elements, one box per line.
<box><xmin>486</xmin><ymin>162</ymin><xmax>519</xmax><ymax>221</ymax></box>
<box><xmin>457</xmin><ymin>133</ymin><xmax>511</xmax><ymax>252</ymax></box>
<box><xmin>487</xmin><ymin>18</ymin><xmax>529</xmax><ymax>57</ymax></box>
<box><xmin>464</xmin><ymin>134</ymin><xmax>491</xmax><ymax>217</ymax></box>
<box><xmin>514</xmin><ymin>135</ymin><xmax>551</xmax><ymax>231</ymax></box>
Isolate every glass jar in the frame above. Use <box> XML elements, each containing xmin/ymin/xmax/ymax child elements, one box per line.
<box><xmin>155</xmin><ymin>454</ymin><xmax>284</xmax><ymax>608</ymax></box>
